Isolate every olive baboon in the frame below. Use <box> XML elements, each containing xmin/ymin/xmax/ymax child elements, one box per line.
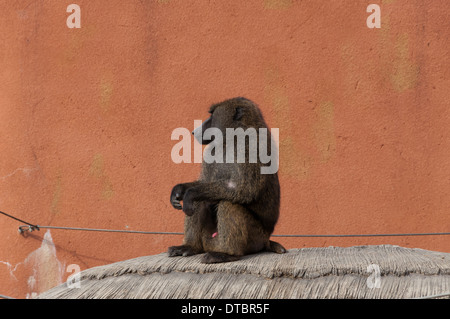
<box><xmin>169</xmin><ymin>97</ymin><xmax>286</xmax><ymax>263</ymax></box>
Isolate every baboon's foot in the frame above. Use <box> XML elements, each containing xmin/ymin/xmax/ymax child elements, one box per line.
<box><xmin>267</xmin><ymin>240</ymin><xmax>287</xmax><ymax>254</ymax></box>
<box><xmin>201</xmin><ymin>252</ymin><xmax>240</xmax><ymax>264</ymax></box>
<box><xmin>168</xmin><ymin>245</ymin><xmax>200</xmax><ymax>257</ymax></box>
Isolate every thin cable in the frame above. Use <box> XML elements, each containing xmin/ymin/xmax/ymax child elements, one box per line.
<box><xmin>21</xmin><ymin>225</ymin><xmax>450</xmax><ymax>237</ymax></box>
<box><xmin>35</xmin><ymin>225</ymin><xmax>183</xmax><ymax>235</ymax></box>
<box><xmin>0</xmin><ymin>294</ymin><xmax>16</xmax><ymax>299</ymax></box>
<box><xmin>2</xmin><ymin>209</ymin><xmax>450</xmax><ymax>238</ymax></box>
<box><xmin>271</xmin><ymin>232</ymin><xmax>450</xmax><ymax>238</ymax></box>
<box><xmin>0</xmin><ymin>210</ymin><xmax>39</xmax><ymax>230</ymax></box>
<box><xmin>414</xmin><ymin>292</ymin><xmax>450</xmax><ymax>299</ymax></box>
<box><xmin>0</xmin><ymin>210</ymin><xmax>182</xmax><ymax>235</ymax></box>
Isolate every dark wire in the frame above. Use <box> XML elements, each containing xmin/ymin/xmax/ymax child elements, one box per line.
<box><xmin>0</xmin><ymin>210</ymin><xmax>39</xmax><ymax>231</ymax></box>
<box><xmin>2</xmin><ymin>209</ymin><xmax>450</xmax><ymax>238</ymax></box>
<box><xmin>271</xmin><ymin>232</ymin><xmax>450</xmax><ymax>237</ymax></box>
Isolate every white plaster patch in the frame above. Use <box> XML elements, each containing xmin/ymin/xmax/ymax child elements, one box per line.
<box><xmin>24</xmin><ymin>230</ymin><xmax>64</xmax><ymax>298</ymax></box>
<box><xmin>0</xmin><ymin>167</ymin><xmax>38</xmax><ymax>181</ymax></box>
<box><xmin>0</xmin><ymin>261</ymin><xmax>20</xmax><ymax>281</ymax></box>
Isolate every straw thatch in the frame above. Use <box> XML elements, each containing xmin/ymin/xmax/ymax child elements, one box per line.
<box><xmin>38</xmin><ymin>245</ymin><xmax>450</xmax><ymax>299</ymax></box>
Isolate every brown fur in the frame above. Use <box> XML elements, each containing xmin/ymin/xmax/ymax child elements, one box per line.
<box><xmin>169</xmin><ymin>97</ymin><xmax>285</xmax><ymax>263</ymax></box>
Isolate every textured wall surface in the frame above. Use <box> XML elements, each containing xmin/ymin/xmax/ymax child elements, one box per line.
<box><xmin>0</xmin><ymin>0</ymin><xmax>449</xmax><ymax>298</ymax></box>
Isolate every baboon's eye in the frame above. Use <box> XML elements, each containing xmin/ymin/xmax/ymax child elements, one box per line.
<box><xmin>233</xmin><ymin>107</ymin><xmax>244</xmax><ymax>121</ymax></box>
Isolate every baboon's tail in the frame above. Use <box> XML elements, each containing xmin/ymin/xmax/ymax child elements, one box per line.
<box><xmin>266</xmin><ymin>240</ymin><xmax>287</xmax><ymax>254</ymax></box>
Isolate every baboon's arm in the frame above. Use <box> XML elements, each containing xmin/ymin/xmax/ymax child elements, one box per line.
<box><xmin>170</xmin><ymin>181</ymin><xmax>202</xmax><ymax>210</ymax></box>
<box><xmin>181</xmin><ymin>179</ymin><xmax>260</xmax><ymax>215</ymax></box>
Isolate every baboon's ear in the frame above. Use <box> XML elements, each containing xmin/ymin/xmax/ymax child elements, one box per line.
<box><xmin>233</xmin><ymin>107</ymin><xmax>244</xmax><ymax>121</ymax></box>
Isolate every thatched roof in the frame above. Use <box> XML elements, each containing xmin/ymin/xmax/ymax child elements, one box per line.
<box><xmin>38</xmin><ymin>245</ymin><xmax>450</xmax><ymax>299</ymax></box>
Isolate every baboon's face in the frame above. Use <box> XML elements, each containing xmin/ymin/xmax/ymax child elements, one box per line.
<box><xmin>192</xmin><ymin>98</ymin><xmax>263</xmax><ymax>145</ymax></box>
<box><xmin>192</xmin><ymin>115</ymin><xmax>213</xmax><ymax>145</ymax></box>
<box><xmin>191</xmin><ymin>104</ymin><xmax>244</xmax><ymax>145</ymax></box>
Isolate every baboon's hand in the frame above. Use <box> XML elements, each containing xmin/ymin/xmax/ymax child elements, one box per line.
<box><xmin>170</xmin><ymin>184</ymin><xmax>185</xmax><ymax>210</ymax></box>
<box><xmin>182</xmin><ymin>189</ymin><xmax>195</xmax><ymax>216</ymax></box>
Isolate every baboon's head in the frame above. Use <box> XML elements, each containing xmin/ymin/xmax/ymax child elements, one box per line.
<box><xmin>192</xmin><ymin>97</ymin><xmax>267</xmax><ymax>144</ymax></box>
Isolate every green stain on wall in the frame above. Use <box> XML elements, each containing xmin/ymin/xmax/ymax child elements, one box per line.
<box><xmin>51</xmin><ymin>174</ymin><xmax>62</xmax><ymax>215</ymax></box>
<box><xmin>313</xmin><ymin>101</ymin><xmax>335</xmax><ymax>162</ymax></box>
<box><xmin>102</xmin><ymin>179</ymin><xmax>114</xmax><ymax>200</ymax></box>
<box><xmin>279</xmin><ymin>136</ymin><xmax>311</xmax><ymax>178</ymax></box>
<box><xmin>264</xmin><ymin>67</ymin><xmax>291</xmax><ymax>126</ymax></box>
<box><xmin>379</xmin><ymin>18</ymin><xmax>419</xmax><ymax>92</ymax></box>
<box><xmin>264</xmin><ymin>0</ymin><xmax>292</xmax><ymax>10</ymax></box>
<box><xmin>390</xmin><ymin>33</ymin><xmax>419</xmax><ymax>92</ymax></box>
<box><xmin>60</xmin><ymin>25</ymin><xmax>95</xmax><ymax>68</ymax></box>
<box><xmin>89</xmin><ymin>154</ymin><xmax>114</xmax><ymax>200</ymax></box>
<box><xmin>100</xmin><ymin>77</ymin><xmax>113</xmax><ymax>112</ymax></box>
<box><xmin>264</xmin><ymin>62</ymin><xmax>311</xmax><ymax>180</ymax></box>
<box><xmin>89</xmin><ymin>154</ymin><xmax>104</xmax><ymax>178</ymax></box>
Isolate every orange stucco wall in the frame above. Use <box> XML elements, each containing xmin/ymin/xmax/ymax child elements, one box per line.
<box><xmin>1</xmin><ymin>0</ymin><xmax>449</xmax><ymax>298</ymax></box>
